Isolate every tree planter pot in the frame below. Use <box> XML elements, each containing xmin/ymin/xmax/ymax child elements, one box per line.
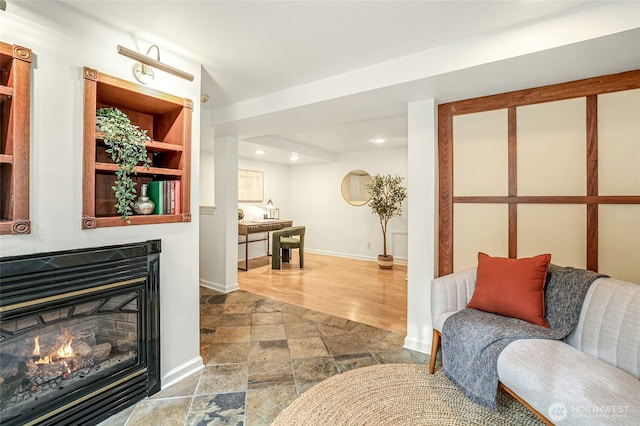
<box><xmin>367</xmin><ymin>174</ymin><xmax>407</xmax><ymax>271</ymax></box>
<box><xmin>377</xmin><ymin>254</ymin><xmax>394</xmax><ymax>269</ymax></box>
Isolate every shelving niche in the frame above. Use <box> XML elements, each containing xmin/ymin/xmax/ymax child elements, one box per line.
<box><xmin>0</xmin><ymin>42</ymin><xmax>31</xmax><ymax>235</ymax></box>
<box><xmin>83</xmin><ymin>67</ymin><xmax>192</xmax><ymax>229</ymax></box>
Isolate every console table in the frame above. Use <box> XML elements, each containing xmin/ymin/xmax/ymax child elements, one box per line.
<box><xmin>238</xmin><ymin>220</ymin><xmax>293</xmax><ymax>270</ymax></box>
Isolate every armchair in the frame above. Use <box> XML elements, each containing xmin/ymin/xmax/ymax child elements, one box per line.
<box><xmin>272</xmin><ymin>226</ymin><xmax>305</xmax><ymax>269</ymax></box>
<box><xmin>429</xmin><ymin>267</ymin><xmax>477</xmax><ymax>373</ymax></box>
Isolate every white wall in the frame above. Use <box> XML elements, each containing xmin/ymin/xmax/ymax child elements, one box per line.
<box><xmin>208</xmin><ymin>1</ymin><xmax>640</xmax><ymax>359</ymax></box>
<box><xmin>238</xmin><ymin>158</ymin><xmax>291</xmax><ymax>220</ymax></box>
<box><xmin>200</xmin><ymin>136</ymin><xmax>240</xmax><ymax>293</ymax></box>
<box><xmin>200</xmin><ymin>126</ymin><xmax>216</xmax><ymax>207</ymax></box>
<box><xmin>238</xmin><ymin>158</ymin><xmax>291</xmax><ymax>260</ymax></box>
<box><xmin>290</xmin><ymin>148</ymin><xmax>408</xmax><ymax>261</ymax></box>
<box><xmin>0</xmin><ymin>3</ymin><xmax>203</xmax><ymax>387</ymax></box>
<box><xmin>235</xmin><ymin>148</ymin><xmax>407</xmax><ymax>262</ymax></box>
<box><xmin>405</xmin><ymin>99</ymin><xmax>437</xmax><ymax>354</ymax></box>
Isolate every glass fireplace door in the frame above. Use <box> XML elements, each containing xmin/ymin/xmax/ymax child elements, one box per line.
<box><xmin>0</xmin><ymin>281</ymin><xmax>145</xmax><ymax>424</ymax></box>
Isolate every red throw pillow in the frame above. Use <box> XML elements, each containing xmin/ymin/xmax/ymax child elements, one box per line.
<box><xmin>467</xmin><ymin>252</ymin><xmax>551</xmax><ymax>328</ymax></box>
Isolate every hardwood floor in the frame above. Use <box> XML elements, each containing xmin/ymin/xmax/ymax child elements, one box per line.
<box><xmin>238</xmin><ymin>252</ymin><xmax>408</xmax><ymax>334</ymax></box>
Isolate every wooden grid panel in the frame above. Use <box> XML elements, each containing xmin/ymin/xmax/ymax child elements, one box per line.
<box><xmin>438</xmin><ymin>70</ymin><xmax>640</xmax><ymax>277</ymax></box>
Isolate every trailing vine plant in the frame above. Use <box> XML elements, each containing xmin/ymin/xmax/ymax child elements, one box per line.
<box><xmin>96</xmin><ymin>107</ymin><xmax>151</xmax><ymax>222</ymax></box>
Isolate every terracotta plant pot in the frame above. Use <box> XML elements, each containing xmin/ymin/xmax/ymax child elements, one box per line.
<box><xmin>377</xmin><ymin>254</ymin><xmax>394</xmax><ymax>269</ymax></box>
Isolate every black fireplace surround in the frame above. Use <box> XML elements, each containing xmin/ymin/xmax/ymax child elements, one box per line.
<box><xmin>0</xmin><ymin>240</ymin><xmax>161</xmax><ymax>426</ymax></box>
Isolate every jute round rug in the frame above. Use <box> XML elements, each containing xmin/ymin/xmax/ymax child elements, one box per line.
<box><xmin>272</xmin><ymin>364</ymin><xmax>543</xmax><ymax>425</ymax></box>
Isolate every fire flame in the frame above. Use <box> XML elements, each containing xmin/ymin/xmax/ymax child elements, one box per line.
<box><xmin>33</xmin><ymin>332</ymin><xmax>75</xmax><ymax>364</ymax></box>
<box><xmin>57</xmin><ymin>337</ymin><xmax>74</xmax><ymax>358</ymax></box>
<box><xmin>34</xmin><ymin>335</ymin><xmax>41</xmax><ymax>355</ymax></box>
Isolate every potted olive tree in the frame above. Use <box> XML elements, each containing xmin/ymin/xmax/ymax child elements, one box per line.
<box><xmin>96</xmin><ymin>107</ymin><xmax>151</xmax><ymax>222</ymax></box>
<box><xmin>367</xmin><ymin>174</ymin><xmax>408</xmax><ymax>269</ymax></box>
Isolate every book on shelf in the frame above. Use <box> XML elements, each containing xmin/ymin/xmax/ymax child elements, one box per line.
<box><xmin>174</xmin><ymin>180</ymin><xmax>181</xmax><ymax>215</ymax></box>
<box><xmin>162</xmin><ymin>180</ymin><xmax>170</xmax><ymax>214</ymax></box>
<box><xmin>147</xmin><ymin>180</ymin><xmax>181</xmax><ymax>215</ymax></box>
<box><xmin>148</xmin><ymin>180</ymin><xmax>164</xmax><ymax>215</ymax></box>
<box><xmin>169</xmin><ymin>181</ymin><xmax>175</xmax><ymax>214</ymax></box>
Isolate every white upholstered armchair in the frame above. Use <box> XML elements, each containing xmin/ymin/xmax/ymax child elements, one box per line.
<box><xmin>429</xmin><ymin>267</ymin><xmax>477</xmax><ymax>373</ymax></box>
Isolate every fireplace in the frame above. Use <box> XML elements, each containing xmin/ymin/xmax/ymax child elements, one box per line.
<box><xmin>0</xmin><ymin>240</ymin><xmax>161</xmax><ymax>426</ymax></box>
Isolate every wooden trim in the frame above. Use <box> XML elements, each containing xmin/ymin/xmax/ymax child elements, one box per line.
<box><xmin>181</xmin><ymin>106</ymin><xmax>192</xmax><ymax>216</ymax></box>
<box><xmin>438</xmin><ymin>104</ymin><xmax>454</xmax><ymax>276</ymax></box>
<box><xmin>83</xmin><ymin>77</ymin><xmax>97</xmax><ymax>218</ymax></box>
<box><xmin>508</xmin><ymin>107</ymin><xmax>517</xmax><ymax>258</ymax></box>
<box><xmin>81</xmin><ymin>215</ymin><xmax>96</xmax><ymax>230</ymax></box>
<box><xmin>438</xmin><ymin>70</ymin><xmax>640</xmax><ymax>274</ymax></box>
<box><xmin>587</xmin><ymin>204</ymin><xmax>598</xmax><ymax>272</ymax></box>
<box><xmin>0</xmin><ymin>85</ymin><xmax>12</xmax><ymax>97</ymax></box>
<box><xmin>508</xmin><ymin>204</ymin><xmax>518</xmax><ymax>259</ymax></box>
<box><xmin>10</xmin><ymin>46</ymin><xmax>30</xmax><ymax>228</ymax></box>
<box><xmin>94</xmin><ymin>162</ymin><xmax>183</xmax><ymax>176</ymax></box>
<box><xmin>0</xmin><ymin>41</ymin><xmax>12</xmax><ymax>56</ymax></box>
<box><xmin>449</xmin><ymin>70</ymin><xmax>640</xmax><ymax>116</ymax></box>
<box><xmin>508</xmin><ymin>107</ymin><xmax>517</xmax><ymax>197</ymax></box>
<box><xmin>0</xmin><ymin>42</ymin><xmax>31</xmax><ymax>234</ymax></box>
<box><xmin>82</xmin><ymin>67</ymin><xmax>191</xmax><ymax>228</ymax></box>
<box><xmin>452</xmin><ymin>196</ymin><xmax>640</xmax><ymax>204</ymax></box>
<box><xmin>85</xmin><ymin>67</ymin><xmax>186</xmax><ymax>106</ymax></box>
<box><xmin>499</xmin><ymin>382</ymin><xmax>553</xmax><ymax>426</ymax></box>
<box><xmin>586</xmin><ymin>95</ymin><xmax>599</xmax><ymax>271</ymax></box>
<box><xmin>92</xmin><ymin>215</ymin><xmax>186</xmax><ymax>228</ymax></box>
<box><xmin>96</xmin><ymin>135</ymin><xmax>185</xmax><ymax>152</ymax></box>
<box><xmin>145</xmin><ymin>140</ymin><xmax>184</xmax><ymax>152</ymax></box>
<box><xmin>84</xmin><ymin>67</ymin><xmax>99</xmax><ymax>81</ymax></box>
<box><xmin>13</xmin><ymin>45</ymin><xmax>32</xmax><ymax>63</ymax></box>
<box><xmin>586</xmin><ymin>96</ymin><xmax>599</xmax><ymax>197</ymax></box>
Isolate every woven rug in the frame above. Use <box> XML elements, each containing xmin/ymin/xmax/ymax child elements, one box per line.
<box><xmin>272</xmin><ymin>364</ymin><xmax>543</xmax><ymax>425</ymax></box>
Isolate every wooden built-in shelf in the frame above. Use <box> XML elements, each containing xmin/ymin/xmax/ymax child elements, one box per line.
<box><xmin>96</xmin><ymin>133</ymin><xmax>184</xmax><ymax>152</ymax></box>
<box><xmin>145</xmin><ymin>140</ymin><xmax>184</xmax><ymax>152</ymax></box>
<box><xmin>84</xmin><ymin>213</ymin><xmax>191</xmax><ymax>229</ymax></box>
<box><xmin>0</xmin><ymin>85</ymin><xmax>13</xmax><ymax>97</ymax></box>
<box><xmin>94</xmin><ymin>162</ymin><xmax>183</xmax><ymax>177</ymax></box>
<box><xmin>83</xmin><ymin>67</ymin><xmax>192</xmax><ymax>229</ymax></box>
<box><xmin>0</xmin><ymin>41</ymin><xmax>32</xmax><ymax>235</ymax></box>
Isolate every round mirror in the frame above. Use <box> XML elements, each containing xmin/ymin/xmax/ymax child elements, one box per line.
<box><xmin>341</xmin><ymin>169</ymin><xmax>373</xmax><ymax>206</ymax></box>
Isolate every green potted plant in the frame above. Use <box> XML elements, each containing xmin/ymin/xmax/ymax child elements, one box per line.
<box><xmin>96</xmin><ymin>107</ymin><xmax>151</xmax><ymax>222</ymax></box>
<box><xmin>367</xmin><ymin>174</ymin><xmax>408</xmax><ymax>269</ymax></box>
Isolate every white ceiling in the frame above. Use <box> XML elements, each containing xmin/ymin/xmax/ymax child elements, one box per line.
<box><xmin>46</xmin><ymin>1</ymin><xmax>640</xmax><ymax>164</ymax></box>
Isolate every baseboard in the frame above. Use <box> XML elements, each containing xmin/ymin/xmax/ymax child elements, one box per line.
<box><xmin>306</xmin><ymin>249</ymin><xmax>408</xmax><ymax>266</ymax></box>
<box><xmin>238</xmin><ymin>249</ymin><xmax>408</xmax><ymax>266</ymax></box>
<box><xmin>200</xmin><ymin>278</ymin><xmax>239</xmax><ymax>293</ymax></box>
<box><xmin>403</xmin><ymin>335</ymin><xmax>431</xmax><ymax>355</ymax></box>
<box><xmin>161</xmin><ymin>356</ymin><xmax>204</xmax><ymax>390</ymax></box>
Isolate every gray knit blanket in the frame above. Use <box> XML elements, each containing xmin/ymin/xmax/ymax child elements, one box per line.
<box><xmin>441</xmin><ymin>265</ymin><xmax>605</xmax><ymax>410</ymax></box>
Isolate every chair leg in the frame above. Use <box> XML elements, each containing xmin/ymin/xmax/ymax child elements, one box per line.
<box><xmin>428</xmin><ymin>330</ymin><xmax>441</xmax><ymax>374</ymax></box>
<box><xmin>272</xmin><ymin>244</ymin><xmax>281</xmax><ymax>269</ymax></box>
<box><xmin>282</xmin><ymin>248</ymin><xmax>290</xmax><ymax>263</ymax></box>
<box><xmin>299</xmin><ymin>248</ymin><xmax>304</xmax><ymax>268</ymax></box>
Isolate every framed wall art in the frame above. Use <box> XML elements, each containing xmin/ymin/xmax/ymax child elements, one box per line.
<box><xmin>238</xmin><ymin>169</ymin><xmax>264</xmax><ymax>202</ymax></box>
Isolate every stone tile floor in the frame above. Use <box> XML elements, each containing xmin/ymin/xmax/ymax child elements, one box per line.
<box><xmin>99</xmin><ymin>287</ymin><xmax>427</xmax><ymax>425</ymax></box>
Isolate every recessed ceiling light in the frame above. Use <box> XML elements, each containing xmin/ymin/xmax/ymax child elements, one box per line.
<box><xmin>289</xmin><ymin>153</ymin><xmax>299</xmax><ymax>161</ymax></box>
<box><xmin>255</xmin><ymin>149</ymin><xmax>265</xmax><ymax>155</ymax></box>
<box><xmin>370</xmin><ymin>138</ymin><xmax>385</xmax><ymax>143</ymax></box>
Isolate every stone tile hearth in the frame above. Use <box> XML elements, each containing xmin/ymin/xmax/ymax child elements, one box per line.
<box><xmin>98</xmin><ymin>287</ymin><xmax>427</xmax><ymax>425</ymax></box>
